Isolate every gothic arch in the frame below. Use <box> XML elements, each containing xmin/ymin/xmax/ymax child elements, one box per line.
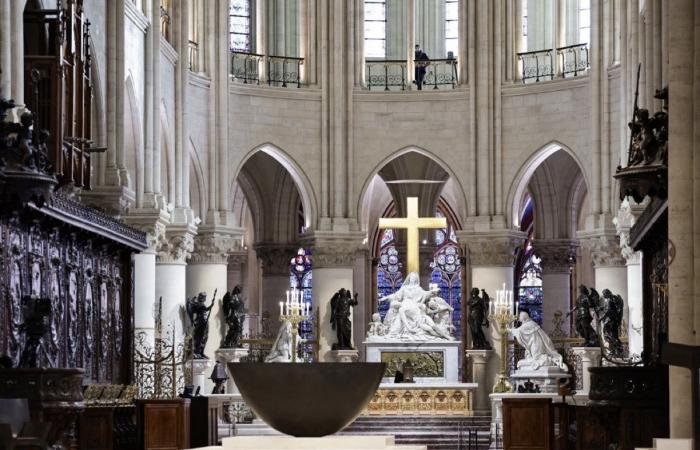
<box><xmin>124</xmin><ymin>74</ymin><xmax>143</xmax><ymax>204</ymax></box>
<box><xmin>506</xmin><ymin>141</ymin><xmax>590</xmax><ymax>231</ymax></box>
<box><xmin>231</xmin><ymin>143</ymin><xmax>318</xmax><ymax>231</ymax></box>
<box><xmin>189</xmin><ymin>138</ymin><xmax>207</xmax><ymax>221</ymax></box>
<box><xmin>357</xmin><ymin>146</ymin><xmax>469</xmax><ymax>233</ymax></box>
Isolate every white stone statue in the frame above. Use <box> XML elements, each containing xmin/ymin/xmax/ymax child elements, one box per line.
<box><xmin>509</xmin><ymin>310</ymin><xmax>567</xmax><ymax>371</ymax></box>
<box><xmin>265</xmin><ymin>321</ymin><xmax>294</xmax><ymax>362</ymax></box>
<box><xmin>367</xmin><ymin>313</ymin><xmax>386</xmax><ymax>338</ymax></box>
<box><xmin>366</xmin><ymin>272</ymin><xmax>455</xmax><ymax>342</ymax></box>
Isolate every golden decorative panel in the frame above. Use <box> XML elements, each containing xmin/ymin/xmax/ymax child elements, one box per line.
<box><xmin>364</xmin><ymin>387</ymin><xmax>473</xmax><ymax>416</ymax></box>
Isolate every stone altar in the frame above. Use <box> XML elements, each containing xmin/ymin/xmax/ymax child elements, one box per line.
<box><xmin>364</xmin><ymin>340</ymin><xmax>462</xmax><ymax>384</ymax></box>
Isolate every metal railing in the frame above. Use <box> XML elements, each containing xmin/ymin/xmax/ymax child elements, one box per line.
<box><xmin>230</xmin><ymin>52</ymin><xmax>303</xmax><ymax>87</ymax></box>
<box><xmin>518</xmin><ymin>44</ymin><xmax>590</xmax><ymax>83</ymax></box>
<box><xmin>518</xmin><ymin>48</ymin><xmax>555</xmax><ymax>83</ymax></box>
<box><xmin>267</xmin><ymin>55</ymin><xmax>304</xmax><ymax>88</ymax></box>
<box><xmin>366</xmin><ymin>59</ymin><xmax>407</xmax><ymax>91</ymax></box>
<box><xmin>558</xmin><ymin>43</ymin><xmax>589</xmax><ymax>78</ymax></box>
<box><xmin>188</xmin><ymin>40</ymin><xmax>199</xmax><ymax>72</ymax></box>
<box><xmin>419</xmin><ymin>58</ymin><xmax>459</xmax><ymax>89</ymax></box>
<box><xmin>231</xmin><ymin>51</ymin><xmax>264</xmax><ymax>84</ymax></box>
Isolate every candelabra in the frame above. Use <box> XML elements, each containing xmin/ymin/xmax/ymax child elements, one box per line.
<box><xmin>488</xmin><ymin>284</ymin><xmax>517</xmax><ymax>393</ymax></box>
<box><xmin>279</xmin><ymin>288</ymin><xmax>311</xmax><ymax>363</ymax></box>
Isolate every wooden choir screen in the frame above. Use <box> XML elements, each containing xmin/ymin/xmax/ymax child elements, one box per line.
<box><xmin>0</xmin><ymin>194</ymin><xmax>146</xmax><ymax>384</ymax></box>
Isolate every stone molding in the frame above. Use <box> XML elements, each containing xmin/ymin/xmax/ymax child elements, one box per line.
<box><xmin>535</xmin><ymin>239</ymin><xmax>579</xmax><ymax>273</ymax></box>
<box><xmin>254</xmin><ymin>243</ymin><xmax>298</xmax><ymax>275</ymax></box>
<box><xmin>228</xmin><ymin>251</ymin><xmax>248</xmax><ymax>267</ymax></box>
<box><xmin>612</xmin><ymin>198</ymin><xmax>649</xmax><ymax>264</ymax></box>
<box><xmin>457</xmin><ymin>231</ymin><xmax>527</xmax><ymax>267</ymax></box>
<box><xmin>578</xmin><ymin>230</ymin><xmax>626</xmax><ymax>268</ymax></box>
<box><xmin>189</xmin><ymin>228</ymin><xmax>244</xmax><ymax>265</ymax></box>
<box><xmin>301</xmin><ymin>231</ymin><xmax>366</xmax><ymax>268</ymax></box>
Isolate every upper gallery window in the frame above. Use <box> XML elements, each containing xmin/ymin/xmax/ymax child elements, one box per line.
<box><xmin>578</xmin><ymin>0</ymin><xmax>590</xmax><ymax>45</ymax></box>
<box><xmin>364</xmin><ymin>0</ymin><xmax>387</xmax><ymax>58</ymax></box>
<box><xmin>230</xmin><ymin>0</ymin><xmax>252</xmax><ymax>52</ymax></box>
<box><xmin>445</xmin><ymin>0</ymin><xmax>459</xmax><ymax>57</ymax></box>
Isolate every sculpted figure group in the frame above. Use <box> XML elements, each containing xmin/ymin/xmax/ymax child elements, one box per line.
<box><xmin>366</xmin><ymin>272</ymin><xmax>455</xmax><ymax>342</ymax></box>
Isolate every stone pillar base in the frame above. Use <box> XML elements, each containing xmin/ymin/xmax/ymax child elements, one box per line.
<box><xmin>216</xmin><ymin>347</ymin><xmax>250</xmax><ymax>394</ymax></box>
<box><xmin>571</xmin><ymin>346</ymin><xmax>602</xmax><ymax>396</ymax></box>
<box><xmin>186</xmin><ymin>359</ymin><xmax>213</xmax><ymax>395</ymax></box>
<box><xmin>328</xmin><ymin>349</ymin><xmax>360</xmax><ymax>363</ymax></box>
<box><xmin>465</xmin><ymin>349</ymin><xmax>493</xmax><ymax>413</ymax></box>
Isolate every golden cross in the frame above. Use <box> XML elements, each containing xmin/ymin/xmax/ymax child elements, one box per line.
<box><xmin>379</xmin><ymin>197</ymin><xmax>446</xmax><ymax>274</ymax></box>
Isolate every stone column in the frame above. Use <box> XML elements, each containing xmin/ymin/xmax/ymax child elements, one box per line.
<box><xmin>536</xmin><ymin>240</ymin><xmax>578</xmax><ymax>336</ymax></box>
<box><xmin>579</xmin><ymin>231</ymin><xmax>628</xmax><ymax>301</ymax></box>
<box><xmin>10</xmin><ymin>0</ymin><xmax>23</xmax><ymax>106</ymax></box>
<box><xmin>614</xmin><ymin>198</ymin><xmax>649</xmax><ymax>357</ymax></box>
<box><xmin>465</xmin><ymin>349</ymin><xmax>493</xmax><ymax>413</ymax></box>
<box><xmin>254</xmin><ymin>244</ymin><xmax>297</xmax><ymax>323</ymax></box>
<box><xmin>156</xmin><ymin>225</ymin><xmax>196</xmax><ymax>339</ymax></box>
<box><xmin>187</xmin><ymin>230</ymin><xmax>242</xmax><ymax>368</ymax></box>
<box><xmin>0</xmin><ymin>0</ymin><xmax>11</xmax><ymax>98</ymax></box>
<box><xmin>459</xmin><ymin>231</ymin><xmax>526</xmax><ymax>393</ymax></box>
<box><xmin>304</xmin><ymin>233</ymin><xmax>364</xmax><ymax>362</ymax></box>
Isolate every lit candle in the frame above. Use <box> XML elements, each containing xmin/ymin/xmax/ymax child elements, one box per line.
<box><xmin>286</xmin><ymin>290</ymin><xmax>290</xmax><ymax>303</ymax></box>
<box><xmin>279</xmin><ymin>301</ymin><xmax>283</xmax><ymax>316</ymax></box>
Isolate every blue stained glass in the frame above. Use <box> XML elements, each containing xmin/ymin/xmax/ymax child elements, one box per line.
<box><xmin>430</xmin><ymin>212</ymin><xmax>462</xmax><ymax>337</ymax></box>
<box><xmin>377</xmin><ymin>229</ymin><xmax>403</xmax><ymax>320</ymax></box>
<box><xmin>289</xmin><ymin>248</ymin><xmax>314</xmax><ymax>359</ymax></box>
<box><xmin>517</xmin><ymin>251</ymin><xmax>544</xmax><ymax>326</ymax></box>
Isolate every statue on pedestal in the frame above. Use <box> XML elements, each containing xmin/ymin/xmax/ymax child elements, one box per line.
<box><xmin>186</xmin><ymin>291</ymin><xmax>215</xmax><ymax>359</ymax></box>
<box><xmin>222</xmin><ymin>286</ymin><xmax>245</xmax><ymax>348</ymax></box>
<box><xmin>567</xmin><ymin>285</ymin><xmax>600</xmax><ymax>347</ymax></box>
<box><xmin>265</xmin><ymin>321</ymin><xmax>294</xmax><ymax>362</ymax></box>
<box><xmin>330</xmin><ymin>288</ymin><xmax>358</xmax><ymax>350</ymax></box>
<box><xmin>468</xmin><ymin>288</ymin><xmax>491</xmax><ymax>349</ymax></box>
<box><xmin>509</xmin><ymin>310</ymin><xmax>567</xmax><ymax>371</ymax></box>
<box><xmin>599</xmin><ymin>289</ymin><xmax>625</xmax><ymax>357</ymax></box>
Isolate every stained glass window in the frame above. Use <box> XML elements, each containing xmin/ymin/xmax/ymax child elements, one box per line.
<box><xmin>376</xmin><ymin>229</ymin><xmax>403</xmax><ymax>319</ymax></box>
<box><xmin>364</xmin><ymin>0</ymin><xmax>386</xmax><ymax>58</ymax></box>
<box><xmin>445</xmin><ymin>0</ymin><xmax>459</xmax><ymax>57</ymax></box>
<box><xmin>230</xmin><ymin>0</ymin><xmax>252</xmax><ymax>52</ymax></box>
<box><xmin>430</xmin><ymin>211</ymin><xmax>462</xmax><ymax>336</ymax></box>
<box><xmin>289</xmin><ymin>248</ymin><xmax>314</xmax><ymax>359</ymax></box>
<box><xmin>518</xmin><ymin>246</ymin><xmax>544</xmax><ymax>325</ymax></box>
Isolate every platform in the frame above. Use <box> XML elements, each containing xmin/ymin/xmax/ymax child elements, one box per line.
<box><xmin>190</xmin><ymin>435</ymin><xmax>426</xmax><ymax>450</ymax></box>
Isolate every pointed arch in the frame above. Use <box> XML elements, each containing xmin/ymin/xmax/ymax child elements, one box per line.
<box><xmin>124</xmin><ymin>74</ymin><xmax>143</xmax><ymax>205</ymax></box>
<box><xmin>159</xmin><ymin>101</ymin><xmax>175</xmax><ymax>204</ymax></box>
<box><xmin>506</xmin><ymin>140</ymin><xmax>590</xmax><ymax>230</ymax></box>
<box><xmin>231</xmin><ymin>143</ymin><xmax>318</xmax><ymax>231</ymax></box>
<box><xmin>189</xmin><ymin>138</ymin><xmax>207</xmax><ymax>221</ymax></box>
<box><xmin>357</xmin><ymin>145</ymin><xmax>469</xmax><ymax>233</ymax></box>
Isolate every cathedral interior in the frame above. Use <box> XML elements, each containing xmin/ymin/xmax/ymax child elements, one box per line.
<box><xmin>0</xmin><ymin>0</ymin><xmax>697</xmax><ymax>449</ymax></box>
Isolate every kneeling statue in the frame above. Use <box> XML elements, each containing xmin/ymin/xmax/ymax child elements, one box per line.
<box><xmin>509</xmin><ymin>309</ymin><xmax>567</xmax><ymax>371</ymax></box>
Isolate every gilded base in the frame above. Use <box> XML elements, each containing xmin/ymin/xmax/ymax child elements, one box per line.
<box><xmin>492</xmin><ymin>374</ymin><xmax>513</xmax><ymax>393</ymax></box>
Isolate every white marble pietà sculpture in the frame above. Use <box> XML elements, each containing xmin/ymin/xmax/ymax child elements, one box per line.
<box><xmin>366</xmin><ymin>272</ymin><xmax>455</xmax><ymax>342</ymax></box>
<box><xmin>509</xmin><ymin>310</ymin><xmax>567</xmax><ymax>371</ymax></box>
<box><xmin>265</xmin><ymin>321</ymin><xmax>294</xmax><ymax>362</ymax></box>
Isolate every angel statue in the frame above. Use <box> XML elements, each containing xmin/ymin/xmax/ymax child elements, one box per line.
<box><xmin>222</xmin><ymin>286</ymin><xmax>245</xmax><ymax>348</ymax></box>
<box><xmin>186</xmin><ymin>291</ymin><xmax>216</xmax><ymax>359</ymax></box>
<box><xmin>468</xmin><ymin>288</ymin><xmax>491</xmax><ymax>349</ymax></box>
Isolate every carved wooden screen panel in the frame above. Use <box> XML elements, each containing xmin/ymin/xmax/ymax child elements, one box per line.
<box><xmin>0</xmin><ymin>213</ymin><xmax>132</xmax><ymax>384</ymax></box>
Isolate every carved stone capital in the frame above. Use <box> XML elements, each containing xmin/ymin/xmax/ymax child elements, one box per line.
<box><xmin>157</xmin><ymin>220</ymin><xmax>197</xmax><ymax>264</ymax></box>
<box><xmin>122</xmin><ymin>207</ymin><xmax>171</xmax><ymax>254</ymax></box>
<box><xmin>228</xmin><ymin>251</ymin><xmax>248</xmax><ymax>267</ymax></box>
<box><xmin>535</xmin><ymin>240</ymin><xmax>579</xmax><ymax>273</ymax></box>
<box><xmin>457</xmin><ymin>231</ymin><xmax>527</xmax><ymax>266</ymax></box>
<box><xmin>301</xmin><ymin>231</ymin><xmax>366</xmax><ymax>268</ymax></box>
<box><xmin>578</xmin><ymin>230</ymin><xmax>626</xmax><ymax>268</ymax></box>
<box><xmin>254</xmin><ymin>244</ymin><xmax>297</xmax><ymax>275</ymax></box>
<box><xmin>189</xmin><ymin>229</ymin><xmax>244</xmax><ymax>265</ymax></box>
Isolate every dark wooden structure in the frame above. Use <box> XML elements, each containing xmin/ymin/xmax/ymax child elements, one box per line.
<box><xmin>23</xmin><ymin>0</ymin><xmax>95</xmax><ymax>189</ymax></box>
<box><xmin>138</xmin><ymin>399</ymin><xmax>191</xmax><ymax>450</ymax></box>
<box><xmin>502</xmin><ymin>397</ymin><xmax>554</xmax><ymax>450</ymax></box>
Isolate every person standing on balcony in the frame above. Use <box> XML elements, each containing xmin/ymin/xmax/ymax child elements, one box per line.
<box><xmin>414</xmin><ymin>44</ymin><xmax>430</xmax><ymax>90</ymax></box>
